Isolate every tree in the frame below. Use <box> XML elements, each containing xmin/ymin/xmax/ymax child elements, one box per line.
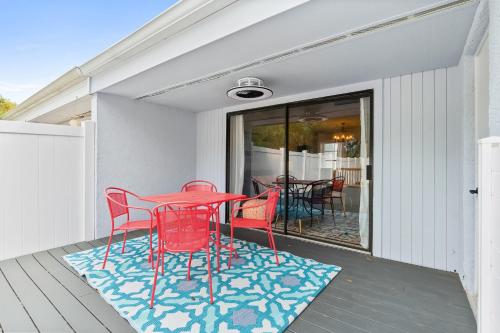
<box><xmin>0</xmin><ymin>95</ymin><xmax>16</xmax><ymax>118</ymax></box>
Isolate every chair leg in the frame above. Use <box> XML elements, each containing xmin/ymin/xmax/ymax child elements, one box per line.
<box><xmin>310</xmin><ymin>208</ymin><xmax>313</xmax><ymax>227</ymax></box>
<box><xmin>330</xmin><ymin>198</ymin><xmax>335</xmax><ymax>225</ymax></box>
<box><xmin>121</xmin><ymin>230</ymin><xmax>128</xmax><ymax>254</ymax></box>
<box><xmin>149</xmin><ymin>227</ymin><xmax>154</xmax><ymax>269</ymax></box>
<box><xmin>149</xmin><ymin>248</ymin><xmax>162</xmax><ymax>309</ymax></box>
<box><xmin>187</xmin><ymin>252</ymin><xmax>193</xmax><ymax>280</ymax></box>
<box><xmin>206</xmin><ymin>247</ymin><xmax>214</xmax><ymax>304</ymax></box>
<box><xmin>161</xmin><ymin>242</ymin><xmax>165</xmax><ymax>276</ymax></box>
<box><xmin>215</xmin><ymin>207</ymin><xmax>221</xmax><ymax>273</ymax></box>
<box><xmin>341</xmin><ymin>195</ymin><xmax>346</xmax><ymax>217</ymax></box>
<box><xmin>228</xmin><ymin>226</ymin><xmax>234</xmax><ymax>269</ymax></box>
<box><xmin>268</xmin><ymin>229</ymin><xmax>279</xmax><ymax>266</ymax></box>
<box><xmin>102</xmin><ymin>231</ymin><xmax>114</xmax><ymax>269</ymax></box>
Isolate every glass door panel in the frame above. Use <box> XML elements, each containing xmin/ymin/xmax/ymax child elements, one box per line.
<box><xmin>287</xmin><ymin>97</ymin><xmax>371</xmax><ymax>250</ymax></box>
<box><xmin>228</xmin><ymin>107</ymin><xmax>286</xmax><ymax>233</ymax></box>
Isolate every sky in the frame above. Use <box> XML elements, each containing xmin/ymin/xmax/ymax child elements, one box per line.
<box><xmin>0</xmin><ymin>0</ymin><xmax>178</xmax><ymax>103</ymax></box>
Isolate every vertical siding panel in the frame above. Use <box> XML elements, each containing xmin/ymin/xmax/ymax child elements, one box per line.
<box><xmin>4</xmin><ymin>135</ymin><xmax>24</xmax><ymax>258</ymax></box>
<box><xmin>382</xmin><ymin>78</ymin><xmax>392</xmax><ymax>258</ymax></box>
<box><xmin>435</xmin><ymin>68</ymin><xmax>448</xmax><ymax>270</ymax></box>
<box><xmin>0</xmin><ymin>134</ymin><xmax>8</xmax><ymax>258</ymax></box>
<box><xmin>422</xmin><ymin>70</ymin><xmax>436</xmax><ymax>268</ymax></box>
<box><xmin>38</xmin><ymin>136</ymin><xmax>55</xmax><ymax>250</ymax></box>
<box><xmin>69</xmin><ymin>136</ymin><xmax>84</xmax><ymax>243</ymax></box>
<box><xmin>401</xmin><ymin>74</ymin><xmax>413</xmax><ymax>263</ymax></box>
<box><xmin>411</xmin><ymin>72</ymin><xmax>424</xmax><ymax>266</ymax></box>
<box><xmin>390</xmin><ymin>76</ymin><xmax>401</xmax><ymax>261</ymax></box>
<box><xmin>53</xmin><ymin>137</ymin><xmax>70</xmax><ymax>246</ymax></box>
<box><xmin>20</xmin><ymin>135</ymin><xmax>39</xmax><ymax>255</ymax></box>
<box><xmin>446</xmin><ymin>66</ymin><xmax>462</xmax><ymax>272</ymax></box>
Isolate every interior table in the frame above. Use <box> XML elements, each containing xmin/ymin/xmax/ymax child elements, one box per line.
<box><xmin>141</xmin><ymin>191</ymin><xmax>247</xmax><ymax>272</ymax></box>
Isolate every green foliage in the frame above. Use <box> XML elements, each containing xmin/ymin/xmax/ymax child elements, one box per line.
<box><xmin>251</xmin><ymin>123</ymin><xmax>318</xmax><ymax>152</ymax></box>
<box><xmin>0</xmin><ymin>96</ymin><xmax>16</xmax><ymax>118</ymax></box>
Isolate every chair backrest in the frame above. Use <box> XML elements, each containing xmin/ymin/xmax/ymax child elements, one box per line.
<box><xmin>275</xmin><ymin>174</ymin><xmax>297</xmax><ymax>183</ymax></box>
<box><xmin>105</xmin><ymin>187</ymin><xmax>130</xmax><ymax>219</ymax></box>
<box><xmin>302</xmin><ymin>180</ymin><xmax>330</xmax><ymax>205</ymax></box>
<box><xmin>181</xmin><ymin>180</ymin><xmax>217</xmax><ymax>192</ymax></box>
<box><xmin>265</xmin><ymin>188</ymin><xmax>281</xmax><ymax>225</ymax></box>
<box><xmin>332</xmin><ymin>177</ymin><xmax>345</xmax><ymax>192</ymax></box>
<box><xmin>333</xmin><ymin>168</ymin><xmax>361</xmax><ymax>186</ymax></box>
<box><xmin>251</xmin><ymin>176</ymin><xmax>272</xmax><ymax>196</ymax></box>
<box><xmin>153</xmin><ymin>202</ymin><xmax>211</xmax><ymax>251</ymax></box>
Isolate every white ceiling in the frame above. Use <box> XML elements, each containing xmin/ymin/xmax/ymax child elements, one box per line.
<box><xmin>102</xmin><ymin>0</ymin><xmax>477</xmax><ymax>112</ymax></box>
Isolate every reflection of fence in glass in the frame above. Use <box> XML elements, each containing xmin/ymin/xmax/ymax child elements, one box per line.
<box><xmin>250</xmin><ymin>145</ymin><xmax>361</xmax><ymax>184</ymax></box>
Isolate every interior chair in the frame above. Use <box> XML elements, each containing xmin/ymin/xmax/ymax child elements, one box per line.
<box><xmin>103</xmin><ymin>187</ymin><xmax>156</xmax><ymax>269</ymax></box>
<box><xmin>325</xmin><ymin>176</ymin><xmax>346</xmax><ymax>217</ymax></box>
<box><xmin>299</xmin><ymin>180</ymin><xmax>330</xmax><ymax>226</ymax></box>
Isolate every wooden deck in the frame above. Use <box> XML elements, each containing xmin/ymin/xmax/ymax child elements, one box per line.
<box><xmin>0</xmin><ymin>228</ymin><xmax>476</xmax><ymax>333</ymax></box>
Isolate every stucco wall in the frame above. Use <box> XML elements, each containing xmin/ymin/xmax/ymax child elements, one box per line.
<box><xmin>93</xmin><ymin>93</ymin><xmax>196</xmax><ymax>238</ymax></box>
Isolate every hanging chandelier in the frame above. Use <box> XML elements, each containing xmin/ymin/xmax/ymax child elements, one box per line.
<box><xmin>332</xmin><ymin>122</ymin><xmax>353</xmax><ymax>142</ymax></box>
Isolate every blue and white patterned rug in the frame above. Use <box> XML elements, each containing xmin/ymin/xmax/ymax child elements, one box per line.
<box><xmin>64</xmin><ymin>234</ymin><xmax>341</xmax><ymax>333</ymax></box>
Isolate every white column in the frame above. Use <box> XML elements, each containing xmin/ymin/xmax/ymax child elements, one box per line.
<box><xmin>490</xmin><ymin>0</ymin><xmax>500</xmax><ymax>135</ymax></box>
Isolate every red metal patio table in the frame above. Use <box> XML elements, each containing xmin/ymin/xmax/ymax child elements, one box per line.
<box><xmin>141</xmin><ymin>191</ymin><xmax>247</xmax><ymax>272</ymax></box>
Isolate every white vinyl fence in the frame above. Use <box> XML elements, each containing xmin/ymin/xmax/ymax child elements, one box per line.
<box><xmin>0</xmin><ymin>120</ymin><xmax>95</xmax><ymax>261</ymax></box>
<box><xmin>251</xmin><ymin>145</ymin><xmax>360</xmax><ymax>181</ymax></box>
<box><xmin>478</xmin><ymin>137</ymin><xmax>500</xmax><ymax>333</ymax></box>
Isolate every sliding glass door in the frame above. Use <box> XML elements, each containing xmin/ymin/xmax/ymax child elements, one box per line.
<box><xmin>227</xmin><ymin>92</ymin><xmax>372</xmax><ymax>251</ymax></box>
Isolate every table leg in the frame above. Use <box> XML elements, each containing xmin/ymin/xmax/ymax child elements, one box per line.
<box><xmin>215</xmin><ymin>203</ymin><xmax>221</xmax><ymax>273</ymax></box>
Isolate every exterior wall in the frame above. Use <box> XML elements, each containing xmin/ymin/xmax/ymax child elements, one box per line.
<box><xmin>196</xmin><ymin>67</ymin><xmax>463</xmax><ymax>273</ymax></box>
<box><xmin>94</xmin><ymin>93</ymin><xmax>196</xmax><ymax>238</ymax></box>
<box><xmin>0</xmin><ymin>121</ymin><xmax>85</xmax><ymax>261</ymax></box>
<box><xmin>381</xmin><ymin>68</ymin><xmax>462</xmax><ymax>272</ymax></box>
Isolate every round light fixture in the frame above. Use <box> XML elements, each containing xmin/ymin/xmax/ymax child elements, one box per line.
<box><xmin>227</xmin><ymin>77</ymin><xmax>273</xmax><ymax>100</ymax></box>
<box><xmin>298</xmin><ymin>110</ymin><xmax>327</xmax><ymax>122</ymax></box>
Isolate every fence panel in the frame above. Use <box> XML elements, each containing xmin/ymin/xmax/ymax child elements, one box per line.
<box><xmin>0</xmin><ymin>121</ymin><xmax>87</xmax><ymax>261</ymax></box>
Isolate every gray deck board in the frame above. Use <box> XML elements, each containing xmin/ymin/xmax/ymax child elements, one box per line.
<box><xmin>0</xmin><ymin>258</ymin><xmax>72</xmax><ymax>332</ymax></box>
<box><xmin>0</xmin><ymin>228</ymin><xmax>476</xmax><ymax>333</ymax></box>
<box><xmin>0</xmin><ymin>268</ymin><xmax>37</xmax><ymax>333</ymax></box>
<box><xmin>16</xmin><ymin>254</ymin><xmax>108</xmax><ymax>333</ymax></box>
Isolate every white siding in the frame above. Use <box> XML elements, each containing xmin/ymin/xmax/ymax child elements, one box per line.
<box><xmin>0</xmin><ymin>121</ymin><xmax>85</xmax><ymax>261</ymax></box>
<box><xmin>196</xmin><ymin>67</ymin><xmax>463</xmax><ymax>272</ymax></box>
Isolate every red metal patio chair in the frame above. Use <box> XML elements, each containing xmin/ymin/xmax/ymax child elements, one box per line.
<box><xmin>149</xmin><ymin>202</ymin><xmax>213</xmax><ymax>308</ymax></box>
<box><xmin>228</xmin><ymin>188</ymin><xmax>281</xmax><ymax>268</ymax></box>
<box><xmin>181</xmin><ymin>179</ymin><xmax>219</xmax><ymax>240</ymax></box>
<box><xmin>103</xmin><ymin>187</ymin><xmax>156</xmax><ymax>269</ymax></box>
<box><xmin>181</xmin><ymin>180</ymin><xmax>218</xmax><ymax>192</ymax></box>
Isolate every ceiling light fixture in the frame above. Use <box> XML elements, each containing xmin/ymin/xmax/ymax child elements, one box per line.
<box><xmin>227</xmin><ymin>77</ymin><xmax>273</xmax><ymax>100</ymax></box>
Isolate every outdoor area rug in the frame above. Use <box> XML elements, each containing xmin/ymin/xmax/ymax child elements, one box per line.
<box><xmin>64</xmin><ymin>234</ymin><xmax>341</xmax><ymax>333</ymax></box>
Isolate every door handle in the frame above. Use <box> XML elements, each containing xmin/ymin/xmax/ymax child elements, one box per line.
<box><xmin>469</xmin><ymin>187</ymin><xmax>478</xmax><ymax>195</ymax></box>
<box><xmin>366</xmin><ymin>165</ymin><xmax>372</xmax><ymax>180</ymax></box>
